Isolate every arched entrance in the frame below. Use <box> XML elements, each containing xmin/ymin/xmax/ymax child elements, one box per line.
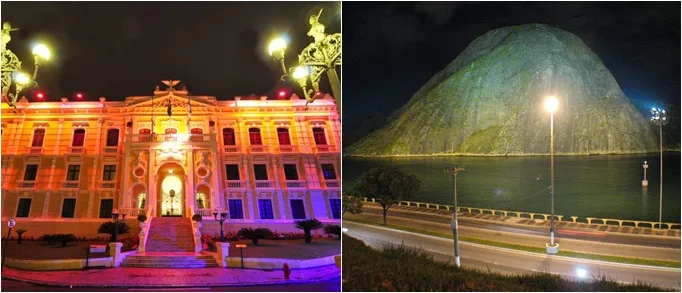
<box><xmin>157</xmin><ymin>163</ymin><xmax>185</xmax><ymax>217</ymax></box>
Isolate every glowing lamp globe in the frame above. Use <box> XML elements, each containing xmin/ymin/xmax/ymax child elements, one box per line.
<box><xmin>14</xmin><ymin>72</ymin><xmax>31</xmax><ymax>86</ymax></box>
<box><xmin>36</xmin><ymin>92</ymin><xmax>45</xmax><ymax>99</ymax></box>
<box><xmin>278</xmin><ymin>91</ymin><xmax>286</xmax><ymax>98</ymax></box>
<box><xmin>544</xmin><ymin>96</ymin><xmax>559</xmax><ymax>113</ymax></box>
<box><xmin>32</xmin><ymin>44</ymin><xmax>51</xmax><ymax>60</ymax></box>
<box><xmin>292</xmin><ymin>66</ymin><xmax>309</xmax><ymax>79</ymax></box>
<box><xmin>268</xmin><ymin>38</ymin><xmax>287</xmax><ymax>57</ymax></box>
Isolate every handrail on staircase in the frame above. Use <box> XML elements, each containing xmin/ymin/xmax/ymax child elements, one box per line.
<box><xmin>141</xmin><ymin>207</ymin><xmax>154</xmax><ymax>252</ymax></box>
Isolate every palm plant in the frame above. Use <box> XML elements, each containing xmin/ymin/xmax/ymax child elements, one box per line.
<box><xmin>294</xmin><ymin>218</ymin><xmax>324</xmax><ymax>243</ymax></box>
<box><xmin>97</xmin><ymin>221</ymin><xmax>130</xmax><ymax>242</ymax></box>
<box><xmin>237</xmin><ymin>228</ymin><xmax>273</xmax><ymax>244</ymax></box>
<box><xmin>324</xmin><ymin>225</ymin><xmax>341</xmax><ymax>240</ymax></box>
<box><xmin>15</xmin><ymin>229</ymin><xmax>27</xmax><ymax>244</ymax></box>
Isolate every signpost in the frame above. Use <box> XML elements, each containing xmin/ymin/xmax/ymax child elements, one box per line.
<box><xmin>236</xmin><ymin>244</ymin><xmax>247</xmax><ymax>269</ymax></box>
<box><xmin>2</xmin><ymin>218</ymin><xmax>17</xmax><ymax>270</ymax></box>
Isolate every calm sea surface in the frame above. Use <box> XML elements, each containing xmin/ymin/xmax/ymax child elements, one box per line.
<box><xmin>343</xmin><ymin>153</ymin><xmax>681</xmax><ymax>222</ymax></box>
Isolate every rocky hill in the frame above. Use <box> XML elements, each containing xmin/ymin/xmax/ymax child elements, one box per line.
<box><xmin>345</xmin><ymin>24</ymin><xmax>658</xmax><ymax>156</ymax></box>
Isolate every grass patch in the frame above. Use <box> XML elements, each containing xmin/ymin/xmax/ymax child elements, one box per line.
<box><xmin>346</xmin><ymin>218</ymin><xmax>681</xmax><ymax>268</ymax></box>
<box><xmin>342</xmin><ymin>234</ymin><xmax>670</xmax><ymax>291</ymax></box>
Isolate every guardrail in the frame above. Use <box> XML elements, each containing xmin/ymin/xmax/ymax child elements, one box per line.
<box><xmin>350</xmin><ymin>196</ymin><xmax>681</xmax><ymax>230</ymax></box>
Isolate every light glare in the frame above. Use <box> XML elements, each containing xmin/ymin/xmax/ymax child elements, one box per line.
<box><xmin>14</xmin><ymin>72</ymin><xmax>30</xmax><ymax>85</ymax></box>
<box><xmin>544</xmin><ymin>96</ymin><xmax>559</xmax><ymax>113</ymax></box>
<box><xmin>268</xmin><ymin>38</ymin><xmax>287</xmax><ymax>56</ymax></box>
<box><xmin>32</xmin><ymin>44</ymin><xmax>51</xmax><ymax>60</ymax></box>
<box><xmin>292</xmin><ymin>66</ymin><xmax>309</xmax><ymax>79</ymax></box>
<box><xmin>576</xmin><ymin>268</ymin><xmax>587</xmax><ymax>278</ymax></box>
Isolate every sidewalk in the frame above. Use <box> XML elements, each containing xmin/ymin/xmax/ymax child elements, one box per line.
<box><xmin>346</xmin><ymin>205</ymin><xmax>680</xmax><ymax>262</ymax></box>
<box><xmin>363</xmin><ymin>202</ymin><xmax>681</xmax><ymax>238</ymax></box>
<box><xmin>1</xmin><ymin>265</ymin><xmax>340</xmax><ymax>288</ymax></box>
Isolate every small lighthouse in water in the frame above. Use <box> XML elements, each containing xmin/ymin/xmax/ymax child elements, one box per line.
<box><xmin>642</xmin><ymin>161</ymin><xmax>649</xmax><ymax>187</ymax></box>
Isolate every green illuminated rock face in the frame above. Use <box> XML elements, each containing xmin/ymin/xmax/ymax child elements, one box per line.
<box><xmin>346</xmin><ymin>24</ymin><xmax>658</xmax><ymax>156</ymax></box>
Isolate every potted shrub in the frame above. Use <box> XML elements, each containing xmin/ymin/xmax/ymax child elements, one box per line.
<box><xmin>237</xmin><ymin>228</ymin><xmax>273</xmax><ymax>244</ymax></box>
<box><xmin>137</xmin><ymin>215</ymin><xmax>148</xmax><ymax>229</ymax></box>
<box><xmin>97</xmin><ymin>221</ymin><xmax>131</xmax><ymax>242</ymax></box>
<box><xmin>15</xmin><ymin>229</ymin><xmax>27</xmax><ymax>244</ymax></box>
<box><xmin>294</xmin><ymin>218</ymin><xmax>324</xmax><ymax>244</ymax></box>
<box><xmin>192</xmin><ymin>214</ymin><xmax>203</xmax><ymax>228</ymax></box>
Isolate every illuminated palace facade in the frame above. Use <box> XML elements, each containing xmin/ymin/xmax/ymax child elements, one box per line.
<box><xmin>0</xmin><ymin>82</ymin><xmax>340</xmax><ymax>236</ymax></box>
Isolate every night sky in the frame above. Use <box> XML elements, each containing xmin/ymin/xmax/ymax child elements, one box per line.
<box><xmin>343</xmin><ymin>2</ymin><xmax>680</xmax><ymax>145</ymax></box>
<box><xmin>1</xmin><ymin>1</ymin><xmax>340</xmax><ymax>102</ymax></box>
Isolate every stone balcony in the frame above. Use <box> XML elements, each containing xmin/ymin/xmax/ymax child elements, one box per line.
<box><xmin>100</xmin><ymin>181</ymin><xmax>116</xmax><ymax>189</ymax></box>
<box><xmin>28</xmin><ymin>146</ymin><xmax>44</xmax><ymax>154</ymax></box>
<box><xmin>61</xmin><ymin>180</ymin><xmax>80</xmax><ymax>190</ymax></box>
<box><xmin>126</xmin><ymin>134</ymin><xmax>216</xmax><ymax>145</ymax></box>
<box><xmin>278</xmin><ymin>145</ymin><xmax>299</xmax><ymax>153</ymax></box>
<box><xmin>222</xmin><ymin>145</ymin><xmax>241</xmax><ymax>153</ymax></box>
<box><xmin>68</xmin><ymin>146</ymin><xmax>85</xmax><ymax>154</ymax></box>
<box><xmin>16</xmin><ymin>180</ymin><xmax>36</xmax><ymax>189</ymax></box>
<box><xmin>249</xmin><ymin>145</ymin><xmax>268</xmax><ymax>154</ymax></box>
<box><xmin>103</xmin><ymin>146</ymin><xmax>119</xmax><ymax>154</ymax></box>
<box><xmin>314</xmin><ymin>145</ymin><xmax>338</xmax><ymax>154</ymax></box>
<box><xmin>254</xmin><ymin>180</ymin><xmax>274</xmax><ymax>189</ymax></box>
<box><xmin>325</xmin><ymin>179</ymin><xmax>340</xmax><ymax>188</ymax></box>
<box><xmin>225</xmin><ymin>180</ymin><xmax>246</xmax><ymax>189</ymax></box>
<box><xmin>285</xmin><ymin>180</ymin><xmax>307</xmax><ymax>189</ymax></box>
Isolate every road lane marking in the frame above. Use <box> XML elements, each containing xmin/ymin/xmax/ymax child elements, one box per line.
<box><xmin>346</xmin><ymin>222</ymin><xmax>681</xmax><ymax>273</ymax></box>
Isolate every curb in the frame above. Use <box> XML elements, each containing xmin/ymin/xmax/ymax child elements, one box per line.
<box><xmin>1</xmin><ymin>266</ymin><xmax>340</xmax><ymax>288</ymax></box>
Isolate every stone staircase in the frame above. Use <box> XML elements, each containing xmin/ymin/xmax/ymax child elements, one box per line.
<box><xmin>145</xmin><ymin>217</ymin><xmax>195</xmax><ymax>252</ymax></box>
<box><xmin>121</xmin><ymin>217</ymin><xmax>218</xmax><ymax>268</ymax></box>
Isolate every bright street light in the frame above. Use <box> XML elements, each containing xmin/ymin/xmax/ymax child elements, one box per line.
<box><xmin>544</xmin><ymin>95</ymin><xmax>559</xmax><ymax>254</ymax></box>
<box><xmin>292</xmin><ymin>66</ymin><xmax>309</xmax><ymax>79</ymax></box>
<box><xmin>268</xmin><ymin>37</ymin><xmax>287</xmax><ymax>57</ymax></box>
<box><xmin>576</xmin><ymin>267</ymin><xmax>587</xmax><ymax>278</ymax></box>
<box><xmin>651</xmin><ymin>107</ymin><xmax>668</xmax><ymax>229</ymax></box>
<box><xmin>32</xmin><ymin>44</ymin><xmax>51</xmax><ymax>60</ymax></box>
<box><xmin>544</xmin><ymin>96</ymin><xmax>559</xmax><ymax>113</ymax></box>
<box><xmin>13</xmin><ymin>72</ymin><xmax>30</xmax><ymax>86</ymax></box>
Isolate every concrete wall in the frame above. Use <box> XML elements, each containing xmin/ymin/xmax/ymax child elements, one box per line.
<box><xmin>1</xmin><ymin>219</ymin><xmax>141</xmax><ymax>239</ymax></box>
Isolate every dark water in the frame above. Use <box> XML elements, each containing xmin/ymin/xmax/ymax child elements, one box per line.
<box><xmin>343</xmin><ymin>153</ymin><xmax>681</xmax><ymax>222</ymax></box>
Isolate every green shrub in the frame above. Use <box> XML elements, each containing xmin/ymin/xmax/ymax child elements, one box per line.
<box><xmin>54</xmin><ymin>234</ymin><xmax>77</xmax><ymax>247</ymax></box>
<box><xmin>39</xmin><ymin>234</ymin><xmax>57</xmax><ymax>245</ymax></box>
<box><xmin>137</xmin><ymin>214</ymin><xmax>147</xmax><ymax>223</ymax></box>
<box><xmin>15</xmin><ymin>229</ymin><xmax>27</xmax><ymax>244</ymax></box>
<box><xmin>294</xmin><ymin>218</ymin><xmax>324</xmax><ymax>244</ymax></box>
<box><xmin>237</xmin><ymin>228</ymin><xmax>273</xmax><ymax>244</ymax></box>
<box><xmin>97</xmin><ymin>221</ymin><xmax>130</xmax><ymax>242</ymax></box>
<box><xmin>324</xmin><ymin>225</ymin><xmax>341</xmax><ymax>240</ymax></box>
<box><xmin>192</xmin><ymin>214</ymin><xmax>203</xmax><ymax>222</ymax></box>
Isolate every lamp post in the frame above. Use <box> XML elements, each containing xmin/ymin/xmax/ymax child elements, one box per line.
<box><xmin>1</xmin><ymin>22</ymin><xmax>51</xmax><ymax>108</ymax></box>
<box><xmin>267</xmin><ymin>9</ymin><xmax>341</xmax><ymax>112</ymax></box>
<box><xmin>651</xmin><ymin>107</ymin><xmax>667</xmax><ymax>229</ymax></box>
<box><xmin>544</xmin><ymin>96</ymin><xmax>559</xmax><ymax>254</ymax></box>
<box><xmin>111</xmin><ymin>208</ymin><xmax>127</xmax><ymax>243</ymax></box>
<box><xmin>444</xmin><ymin>166</ymin><xmax>465</xmax><ymax>267</ymax></box>
<box><xmin>213</xmin><ymin>209</ymin><xmax>228</xmax><ymax>242</ymax></box>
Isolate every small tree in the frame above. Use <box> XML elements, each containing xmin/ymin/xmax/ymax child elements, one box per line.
<box><xmin>342</xmin><ymin>190</ymin><xmax>364</xmax><ymax>215</ymax></box>
<box><xmin>294</xmin><ymin>218</ymin><xmax>324</xmax><ymax>244</ymax></box>
<box><xmin>137</xmin><ymin>214</ymin><xmax>147</xmax><ymax>223</ymax></box>
<box><xmin>237</xmin><ymin>228</ymin><xmax>273</xmax><ymax>244</ymax></box>
<box><xmin>354</xmin><ymin>166</ymin><xmax>421</xmax><ymax>225</ymax></box>
<box><xmin>324</xmin><ymin>225</ymin><xmax>341</xmax><ymax>240</ymax></box>
<box><xmin>97</xmin><ymin>221</ymin><xmax>130</xmax><ymax>242</ymax></box>
<box><xmin>55</xmin><ymin>234</ymin><xmax>78</xmax><ymax>247</ymax></box>
<box><xmin>15</xmin><ymin>229</ymin><xmax>27</xmax><ymax>244</ymax></box>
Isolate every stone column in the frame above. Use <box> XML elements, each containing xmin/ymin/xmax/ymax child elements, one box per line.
<box><xmin>86</xmin><ymin>191</ymin><xmax>95</xmax><ymax>218</ymax></box>
<box><xmin>148</xmin><ymin>150</ymin><xmax>157</xmax><ymax>214</ymax></box>
<box><xmin>12</xmin><ymin>118</ymin><xmax>24</xmax><ymax>155</ymax></box>
<box><xmin>54</xmin><ymin>119</ymin><xmax>64</xmax><ymax>155</ymax></box>
<box><xmin>120</xmin><ymin>149</ymin><xmax>132</xmax><ymax>211</ymax></box>
<box><xmin>48</xmin><ymin>157</ymin><xmax>57</xmax><ymax>189</ymax></box>
<box><xmin>42</xmin><ymin>191</ymin><xmax>51</xmax><ymax>218</ymax></box>
<box><xmin>215</xmin><ymin>242</ymin><xmax>230</xmax><ymax>268</ymax></box>
<box><xmin>210</xmin><ymin>149</ymin><xmax>221</xmax><ymax>210</ymax></box>
<box><xmin>108</xmin><ymin>242</ymin><xmax>123</xmax><ymax>267</ymax></box>
<box><xmin>186</xmin><ymin>149</ymin><xmax>196</xmax><ymax>214</ymax></box>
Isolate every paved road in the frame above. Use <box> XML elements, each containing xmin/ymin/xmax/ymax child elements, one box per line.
<box><xmin>1</xmin><ymin>277</ymin><xmax>340</xmax><ymax>292</ymax></box>
<box><xmin>351</xmin><ymin>206</ymin><xmax>681</xmax><ymax>261</ymax></box>
<box><xmin>344</xmin><ymin>221</ymin><xmax>682</xmax><ymax>290</ymax></box>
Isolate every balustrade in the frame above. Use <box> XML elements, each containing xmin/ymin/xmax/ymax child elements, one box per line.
<box><xmin>103</xmin><ymin>146</ymin><xmax>119</xmax><ymax>153</ymax></box>
<box><xmin>126</xmin><ymin>134</ymin><xmax>215</xmax><ymax>143</ymax></box>
<box><xmin>223</xmin><ymin>145</ymin><xmax>241</xmax><ymax>153</ymax></box>
<box><xmin>195</xmin><ymin>208</ymin><xmax>213</xmax><ymax>217</ymax></box>
<box><xmin>99</xmin><ymin>182</ymin><xmax>116</xmax><ymax>189</ymax></box>
<box><xmin>325</xmin><ymin>179</ymin><xmax>340</xmax><ymax>188</ymax></box>
<box><xmin>254</xmin><ymin>180</ymin><xmax>274</xmax><ymax>188</ymax></box>
<box><xmin>61</xmin><ymin>181</ymin><xmax>79</xmax><ymax>189</ymax></box>
<box><xmin>314</xmin><ymin>145</ymin><xmax>337</xmax><ymax>153</ymax></box>
<box><xmin>285</xmin><ymin>180</ymin><xmax>307</xmax><ymax>188</ymax></box>
<box><xmin>249</xmin><ymin>145</ymin><xmax>268</xmax><ymax>153</ymax></box>
<box><xmin>28</xmin><ymin>147</ymin><xmax>43</xmax><ymax>154</ymax></box>
<box><xmin>225</xmin><ymin>180</ymin><xmax>246</xmax><ymax>189</ymax></box>
<box><xmin>278</xmin><ymin>145</ymin><xmax>299</xmax><ymax>153</ymax></box>
<box><xmin>68</xmin><ymin>146</ymin><xmax>85</xmax><ymax>154</ymax></box>
<box><xmin>16</xmin><ymin>181</ymin><xmax>36</xmax><ymax>189</ymax></box>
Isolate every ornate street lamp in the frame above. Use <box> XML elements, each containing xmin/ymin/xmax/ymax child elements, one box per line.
<box><xmin>1</xmin><ymin>22</ymin><xmax>51</xmax><ymax>108</ymax></box>
<box><xmin>544</xmin><ymin>96</ymin><xmax>560</xmax><ymax>254</ymax></box>
<box><xmin>213</xmin><ymin>209</ymin><xmax>228</xmax><ymax>242</ymax></box>
<box><xmin>268</xmin><ymin>9</ymin><xmax>341</xmax><ymax>112</ymax></box>
<box><xmin>651</xmin><ymin>107</ymin><xmax>668</xmax><ymax>229</ymax></box>
<box><xmin>111</xmin><ymin>208</ymin><xmax>127</xmax><ymax>243</ymax></box>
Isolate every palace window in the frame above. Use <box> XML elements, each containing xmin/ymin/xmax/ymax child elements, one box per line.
<box><xmin>258</xmin><ymin>199</ymin><xmax>274</xmax><ymax>219</ymax></box>
<box><xmin>102</xmin><ymin>165</ymin><xmax>116</xmax><ymax>181</ymax></box>
<box><xmin>31</xmin><ymin>129</ymin><xmax>45</xmax><ymax>147</ymax></box>
<box><xmin>248</xmin><ymin>128</ymin><xmax>262</xmax><ymax>145</ymax></box>
<box><xmin>23</xmin><ymin>164</ymin><xmax>38</xmax><ymax>181</ymax></box>
<box><xmin>196</xmin><ymin>193</ymin><xmax>206</xmax><ymax>209</ymax></box>
<box><xmin>253</xmin><ymin>164</ymin><xmax>268</xmax><ymax>180</ymax></box>
<box><xmin>321</xmin><ymin>164</ymin><xmax>337</xmax><ymax>180</ymax></box>
<box><xmin>66</xmin><ymin>165</ymin><xmax>81</xmax><ymax>181</ymax></box>
<box><xmin>222</xmin><ymin>128</ymin><xmax>236</xmax><ymax>145</ymax></box>
<box><xmin>61</xmin><ymin>198</ymin><xmax>76</xmax><ymax>218</ymax></box>
<box><xmin>139</xmin><ymin>128</ymin><xmax>151</xmax><ymax>142</ymax></box>
<box><xmin>228</xmin><ymin>199</ymin><xmax>244</xmax><ymax>219</ymax></box>
<box><xmin>290</xmin><ymin>199</ymin><xmax>306</xmax><ymax>219</ymax></box>
<box><xmin>16</xmin><ymin>198</ymin><xmax>32</xmax><ymax>217</ymax></box>
<box><xmin>283</xmin><ymin>164</ymin><xmax>298</xmax><ymax>180</ymax></box>
<box><xmin>225</xmin><ymin>164</ymin><xmax>240</xmax><ymax>180</ymax></box>
<box><xmin>312</xmin><ymin>128</ymin><xmax>327</xmax><ymax>145</ymax></box>
<box><xmin>99</xmin><ymin>199</ymin><xmax>114</xmax><ymax>218</ymax></box>
<box><xmin>277</xmin><ymin>128</ymin><xmax>291</xmax><ymax>145</ymax></box>
<box><xmin>106</xmin><ymin>129</ymin><xmax>119</xmax><ymax>146</ymax></box>
<box><xmin>329</xmin><ymin>198</ymin><xmax>341</xmax><ymax>219</ymax></box>
<box><xmin>72</xmin><ymin>129</ymin><xmax>86</xmax><ymax>147</ymax></box>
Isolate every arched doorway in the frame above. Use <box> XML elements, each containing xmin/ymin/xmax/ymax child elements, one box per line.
<box><xmin>195</xmin><ymin>184</ymin><xmax>211</xmax><ymax>210</ymax></box>
<box><xmin>131</xmin><ymin>183</ymin><xmax>147</xmax><ymax>210</ymax></box>
<box><xmin>157</xmin><ymin>163</ymin><xmax>185</xmax><ymax>217</ymax></box>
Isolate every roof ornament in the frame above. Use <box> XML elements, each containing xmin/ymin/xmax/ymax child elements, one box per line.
<box><xmin>161</xmin><ymin>80</ymin><xmax>180</xmax><ymax>91</ymax></box>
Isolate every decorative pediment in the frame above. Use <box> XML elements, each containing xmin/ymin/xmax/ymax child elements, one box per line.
<box><xmin>125</xmin><ymin>95</ymin><xmax>217</xmax><ymax>108</ymax></box>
